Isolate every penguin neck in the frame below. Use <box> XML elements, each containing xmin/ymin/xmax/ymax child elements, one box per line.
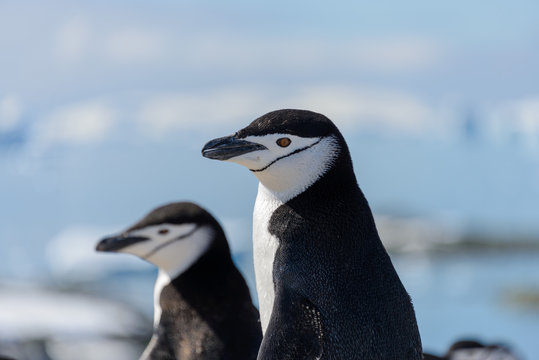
<box><xmin>284</xmin><ymin>147</ymin><xmax>380</xmax><ymax>246</ymax></box>
<box><xmin>154</xmin><ymin>240</ymin><xmax>239</xmax><ymax>326</ymax></box>
<box><xmin>320</xmin><ymin>154</ymin><xmax>375</xmax><ymax>222</ymax></box>
<box><xmin>155</xmin><ymin>240</ymin><xmax>262</xmax><ymax>359</ymax></box>
<box><xmin>151</xmin><ymin>228</ymin><xmax>217</xmax><ymax>328</ymax></box>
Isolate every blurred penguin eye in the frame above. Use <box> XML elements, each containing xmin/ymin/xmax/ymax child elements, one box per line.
<box><xmin>276</xmin><ymin>138</ymin><xmax>291</xmax><ymax>147</ymax></box>
<box><xmin>158</xmin><ymin>229</ymin><xmax>169</xmax><ymax>235</ymax></box>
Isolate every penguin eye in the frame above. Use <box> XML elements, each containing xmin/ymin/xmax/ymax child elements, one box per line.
<box><xmin>158</xmin><ymin>229</ymin><xmax>169</xmax><ymax>235</ymax></box>
<box><xmin>276</xmin><ymin>138</ymin><xmax>291</xmax><ymax>147</ymax></box>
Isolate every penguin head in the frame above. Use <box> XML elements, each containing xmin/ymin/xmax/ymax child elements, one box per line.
<box><xmin>202</xmin><ymin>109</ymin><xmax>345</xmax><ymax>200</ymax></box>
<box><xmin>96</xmin><ymin>202</ymin><xmax>225</xmax><ymax>277</ymax></box>
<box><xmin>444</xmin><ymin>340</ymin><xmax>518</xmax><ymax>360</ymax></box>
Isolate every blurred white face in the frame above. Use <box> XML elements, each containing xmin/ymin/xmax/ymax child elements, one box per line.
<box><xmin>119</xmin><ymin>223</ymin><xmax>213</xmax><ymax>278</ymax></box>
<box><xmin>227</xmin><ymin>134</ymin><xmax>340</xmax><ymax>201</ymax></box>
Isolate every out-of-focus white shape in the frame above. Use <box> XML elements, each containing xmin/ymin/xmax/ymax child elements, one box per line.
<box><xmin>0</xmin><ymin>284</ymin><xmax>147</xmax><ymax>341</ymax></box>
<box><xmin>46</xmin><ymin>225</ymin><xmax>151</xmax><ymax>281</ymax></box>
<box><xmin>450</xmin><ymin>345</ymin><xmax>519</xmax><ymax>360</ymax></box>
<box><xmin>288</xmin><ymin>85</ymin><xmax>438</xmax><ymax>136</ymax></box>
<box><xmin>30</xmin><ymin>100</ymin><xmax>116</xmax><ymax>151</ymax></box>
<box><xmin>136</xmin><ymin>88</ymin><xmax>268</xmax><ymax>137</ymax></box>
<box><xmin>54</xmin><ymin>17</ymin><xmax>91</xmax><ymax>63</ymax></box>
<box><xmin>375</xmin><ymin>215</ymin><xmax>459</xmax><ymax>252</ymax></box>
<box><xmin>104</xmin><ymin>29</ymin><xmax>166</xmax><ymax>62</ymax></box>
<box><xmin>47</xmin><ymin>338</ymin><xmax>144</xmax><ymax>360</ymax></box>
<box><xmin>136</xmin><ymin>85</ymin><xmax>444</xmax><ymax>138</ymax></box>
<box><xmin>488</xmin><ymin>96</ymin><xmax>539</xmax><ymax>153</ymax></box>
<box><xmin>0</xmin><ymin>95</ymin><xmax>22</xmax><ymax>132</ymax></box>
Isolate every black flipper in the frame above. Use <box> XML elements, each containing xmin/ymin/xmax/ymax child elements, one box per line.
<box><xmin>258</xmin><ymin>287</ymin><xmax>324</xmax><ymax>360</ymax></box>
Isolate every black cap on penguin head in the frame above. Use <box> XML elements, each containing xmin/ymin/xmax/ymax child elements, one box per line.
<box><xmin>127</xmin><ymin>201</ymin><xmax>229</xmax><ymax>250</ymax></box>
<box><xmin>236</xmin><ymin>109</ymin><xmax>341</xmax><ymax>139</ymax></box>
<box><xmin>126</xmin><ymin>202</ymin><xmax>218</xmax><ymax>231</ymax></box>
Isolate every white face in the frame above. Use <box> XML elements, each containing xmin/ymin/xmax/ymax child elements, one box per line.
<box><xmin>118</xmin><ymin>223</ymin><xmax>213</xmax><ymax>278</ymax></box>
<box><xmin>226</xmin><ymin>133</ymin><xmax>340</xmax><ymax>202</ymax></box>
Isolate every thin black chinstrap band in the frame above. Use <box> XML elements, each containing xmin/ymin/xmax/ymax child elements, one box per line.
<box><xmin>250</xmin><ymin>138</ymin><xmax>322</xmax><ymax>173</ymax></box>
<box><xmin>143</xmin><ymin>225</ymin><xmax>201</xmax><ymax>259</ymax></box>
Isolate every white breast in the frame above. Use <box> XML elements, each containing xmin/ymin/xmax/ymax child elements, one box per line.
<box><xmin>249</xmin><ymin>135</ymin><xmax>341</xmax><ymax>334</ymax></box>
<box><xmin>153</xmin><ymin>270</ymin><xmax>171</xmax><ymax>328</ymax></box>
<box><xmin>252</xmin><ymin>183</ymin><xmax>283</xmax><ymax>334</ymax></box>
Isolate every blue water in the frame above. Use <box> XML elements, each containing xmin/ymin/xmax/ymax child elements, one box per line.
<box><xmin>1</xmin><ymin>247</ymin><xmax>537</xmax><ymax>359</ymax></box>
<box><xmin>394</xmin><ymin>251</ymin><xmax>539</xmax><ymax>359</ymax></box>
<box><xmin>89</xmin><ymin>250</ymin><xmax>539</xmax><ymax>359</ymax></box>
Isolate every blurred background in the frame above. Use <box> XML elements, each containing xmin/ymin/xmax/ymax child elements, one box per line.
<box><xmin>1</xmin><ymin>0</ymin><xmax>538</xmax><ymax>359</ymax></box>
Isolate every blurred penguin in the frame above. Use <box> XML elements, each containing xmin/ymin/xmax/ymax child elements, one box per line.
<box><xmin>424</xmin><ymin>340</ymin><xmax>519</xmax><ymax>360</ymax></box>
<box><xmin>96</xmin><ymin>202</ymin><xmax>262</xmax><ymax>360</ymax></box>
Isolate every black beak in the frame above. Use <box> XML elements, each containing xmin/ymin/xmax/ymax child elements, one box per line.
<box><xmin>96</xmin><ymin>234</ymin><xmax>149</xmax><ymax>252</ymax></box>
<box><xmin>201</xmin><ymin>135</ymin><xmax>267</xmax><ymax>161</ymax></box>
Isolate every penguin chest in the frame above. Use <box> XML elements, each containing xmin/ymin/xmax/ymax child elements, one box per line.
<box><xmin>153</xmin><ymin>271</ymin><xmax>171</xmax><ymax>327</ymax></box>
<box><xmin>253</xmin><ymin>185</ymin><xmax>282</xmax><ymax>334</ymax></box>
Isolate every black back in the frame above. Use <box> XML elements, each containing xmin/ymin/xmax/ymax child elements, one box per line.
<box><xmin>253</xmin><ymin>110</ymin><xmax>422</xmax><ymax>359</ymax></box>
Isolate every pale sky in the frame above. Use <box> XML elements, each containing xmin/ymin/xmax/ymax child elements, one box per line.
<box><xmin>1</xmin><ymin>0</ymin><xmax>538</xmax><ymax>275</ymax></box>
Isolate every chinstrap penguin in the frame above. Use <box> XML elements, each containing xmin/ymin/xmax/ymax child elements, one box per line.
<box><xmin>423</xmin><ymin>340</ymin><xmax>519</xmax><ymax>360</ymax></box>
<box><xmin>202</xmin><ymin>109</ymin><xmax>422</xmax><ymax>359</ymax></box>
<box><xmin>96</xmin><ymin>202</ymin><xmax>262</xmax><ymax>360</ymax></box>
